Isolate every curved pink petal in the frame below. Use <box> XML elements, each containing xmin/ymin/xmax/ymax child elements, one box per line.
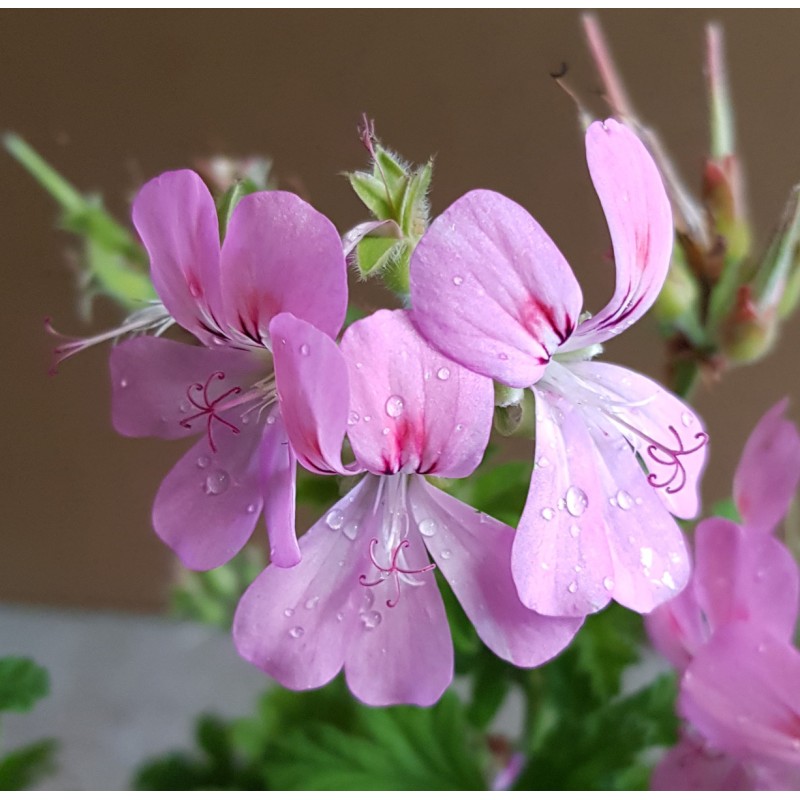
<box><xmin>110</xmin><ymin>337</ymin><xmax>265</xmax><ymax>441</ymax></box>
<box><xmin>233</xmin><ymin>478</ymin><xmax>376</xmax><ymax>692</ymax></box>
<box><xmin>344</xmin><ymin>497</ymin><xmax>453</xmax><ymax>707</ymax></box>
<box><xmin>569</xmin><ymin>361</ymin><xmax>707</xmax><ymax>519</ymax></box>
<box><xmin>408</xmin><ymin>477</ymin><xmax>582</xmax><ymax>667</ymax></box>
<box><xmin>340</xmin><ymin>309</ymin><xmax>493</xmax><ymax>478</ymax></box>
<box><xmin>681</xmin><ymin>624</ymin><xmax>800</xmax><ymax>767</ymax></box>
<box><xmin>645</xmin><ymin>582</ymin><xmax>705</xmax><ymax>672</ymax></box>
<box><xmin>512</xmin><ymin>388</ymin><xmax>614</xmax><ymax>617</ymax></box>
<box><xmin>565</xmin><ymin>119</ymin><xmax>674</xmax><ymax>350</ymax></box>
<box><xmin>220</xmin><ymin>191</ymin><xmax>348</xmax><ymax>343</ymax></box>
<box><xmin>409</xmin><ymin>189</ymin><xmax>583</xmax><ymax>388</ymax></box>
<box><xmin>132</xmin><ymin>170</ymin><xmax>224</xmax><ymax>343</ymax></box>
<box><xmin>694</xmin><ymin>517</ymin><xmax>799</xmax><ymax>642</ymax></box>
<box><xmin>260</xmin><ymin>413</ymin><xmax>300</xmax><ymax>568</ymax></box>
<box><xmin>651</xmin><ymin>734</ymin><xmax>756</xmax><ymax>790</ymax></box>
<box><xmin>152</xmin><ymin>414</ymin><xmax>264</xmax><ymax>570</ymax></box>
<box><xmin>734</xmin><ymin>399</ymin><xmax>800</xmax><ymax>534</ymax></box>
<box><xmin>270</xmin><ymin>313</ymin><xmax>355</xmax><ymax>475</ymax></box>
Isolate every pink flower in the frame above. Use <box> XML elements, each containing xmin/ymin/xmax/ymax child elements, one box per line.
<box><xmin>233</xmin><ymin>309</ymin><xmax>582</xmax><ymax>706</ymax></box>
<box><xmin>646</xmin><ymin>401</ymin><xmax>800</xmax><ymax>790</ymax></box>
<box><xmin>409</xmin><ymin>118</ymin><xmax>708</xmax><ymax>617</ymax></box>
<box><xmin>110</xmin><ymin>170</ymin><xmax>348</xmax><ymax>570</ymax></box>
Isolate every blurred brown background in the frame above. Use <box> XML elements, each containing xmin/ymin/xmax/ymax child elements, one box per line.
<box><xmin>2</xmin><ymin>10</ymin><xmax>799</xmax><ymax>612</ymax></box>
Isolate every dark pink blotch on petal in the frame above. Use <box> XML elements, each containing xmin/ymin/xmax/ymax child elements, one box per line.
<box><xmin>220</xmin><ymin>192</ymin><xmax>348</xmax><ymax>342</ymax></box>
<box><xmin>152</xmin><ymin>413</ymin><xmax>264</xmax><ymax>571</ymax></box>
<box><xmin>131</xmin><ymin>170</ymin><xmax>223</xmax><ymax>343</ymax></box>
<box><xmin>408</xmin><ymin>477</ymin><xmax>582</xmax><ymax>667</ymax></box>
<box><xmin>110</xmin><ymin>337</ymin><xmax>264</xmax><ymax>440</ymax></box>
<box><xmin>512</xmin><ymin>388</ymin><xmax>614</xmax><ymax>617</ymax></box>
<box><xmin>734</xmin><ymin>399</ymin><xmax>800</xmax><ymax>534</ymax></box>
<box><xmin>270</xmin><ymin>313</ymin><xmax>354</xmax><ymax>475</ymax></box>
<box><xmin>566</xmin><ymin>119</ymin><xmax>673</xmax><ymax>350</ymax></box>
<box><xmin>260</xmin><ymin>413</ymin><xmax>300</xmax><ymax>568</ymax></box>
<box><xmin>340</xmin><ymin>309</ymin><xmax>494</xmax><ymax>478</ymax></box>
<box><xmin>409</xmin><ymin>189</ymin><xmax>583</xmax><ymax>388</ymax></box>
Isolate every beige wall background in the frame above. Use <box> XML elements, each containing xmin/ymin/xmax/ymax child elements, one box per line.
<box><xmin>3</xmin><ymin>10</ymin><xmax>800</xmax><ymax>611</ymax></box>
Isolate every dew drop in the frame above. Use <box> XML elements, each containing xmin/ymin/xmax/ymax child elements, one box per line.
<box><xmin>325</xmin><ymin>509</ymin><xmax>344</xmax><ymax>530</ymax></box>
<box><xmin>385</xmin><ymin>395</ymin><xmax>405</xmax><ymax>418</ymax></box>
<box><xmin>289</xmin><ymin>626</ymin><xmax>305</xmax><ymax>639</ymax></box>
<box><xmin>356</xmin><ymin>362</ymin><xmax>363</xmax><ymax>369</ymax></box>
<box><xmin>574</xmin><ymin>565</ymin><xmax>582</xmax><ymax>573</ymax></box>
<box><xmin>266</xmin><ymin>414</ymin><xmax>276</xmax><ymax>425</ymax></box>
<box><xmin>537</xmin><ymin>456</ymin><xmax>550</xmax><ymax>468</ymax></box>
<box><xmin>616</xmin><ymin>489</ymin><xmax>633</xmax><ymax>510</ymax></box>
<box><xmin>541</xmin><ymin>507</ymin><xmax>555</xmax><ymax>521</ymax></box>
<box><xmin>246</xmin><ymin>503</ymin><xmax>258</xmax><ymax>514</ymax></box>
<box><xmin>419</xmin><ymin>518</ymin><xmax>437</xmax><ymax>537</ymax></box>
<box><xmin>304</xmin><ymin>596</ymin><xmax>320</xmax><ymax>610</ymax></box>
<box><xmin>452</xmin><ymin>275</ymin><xmax>464</xmax><ymax>286</ymax></box>
<box><xmin>540</xmin><ymin>561</ymin><xmax>550</xmax><ymax>571</ymax></box>
<box><xmin>455</xmin><ymin>423</ymin><xmax>464</xmax><ymax>432</ymax></box>
<box><xmin>436</xmin><ymin>367</ymin><xmax>450</xmax><ymax>381</ymax></box>
<box><xmin>119</xmin><ymin>377</ymin><xmax>129</xmax><ymax>389</ymax></box>
<box><xmin>347</xmin><ymin>411</ymin><xmax>360</xmax><ymax>425</ymax></box>
<box><xmin>283</xmin><ymin>607</ymin><xmax>294</xmax><ymax>618</ymax></box>
<box><xmin>299</xmin><ymin>343</ymin><xmax>310</xmax><ymax>356</ymax></box>
<box><xmin>196</xmin><ymin>456</ymin><xmax>210</xmax><ymax>469</ymax></box>
<box><xmin>640</xmin><ymin>547</ymin><xmax>654</xmax><ymax>569</ymax></box>
<box><xmin>360</xmin><ymin>610</ymin><xmax>382</xmax><ymax>630</ymax></box>
<box><xmin>343</xmin><ymin>521</ymin><xmax>359</xmax><ymax>541</ymax></box>
<box><xmin>498</xmin><ymin>352</ymin><xmax>509</xmax><ymax>361</ymax></box>
<box><xmin>179</xmin><ymin>400</ymin><xmax>192</xmax><ymax>413</ymax></box>
<box><xmin>204</xmin><ymin>470</ymin><xmax>230</xmax><ymax>496</ymax></box>
<box><xmin>635</xmin><ymin>497</ymin><xmax>643</xmax><ymax>506</ymax></box>
<box><xmin>569</xmin><ymin>524</ymin><xmax>580</xmax><ymax>538</ymax></box>
<box><xmin>567</xmin><ymin>581</ymin><xmax>578</xmax><ymax>594</ymax></box>
<box><xmin>662</xmin><ymin>571</ymin><xmax>676</xmax><ymax>590</ymax></box>
<box><xmin>565</xmin><ymin>486</ymin><xmax>588</xmax><ymax>518</ymax></box>
<box><xmin>364</xmin><ymin>415</ymin><xmax>372</xmax><ymax>422</ymax></box>
<box><xmin>361</xmin><ymin>589</ymin><xmax>375</xmax><ymax>610</ymax></box>
<box><xmin>440</xmin><ymin>549</ymin><xmax>452</xmax><ymax>560</ymax></box>
<box><xmin>603</xmin><ymin>576</ymin><xmax>615</xmax><ymax>591</ymax></box>
<box><xmin>336</xmin><ymin>611</ymin><xmax>345</xmax><ymax>622</ymax></box>
<box><xmin>381</xmin><ymin>427</ymin><xmax>390</xmax><ymax>435</ymax></box>
<box><xmin>681</xmin><ymin>412</ymin><xmax>693</xmax><ymax>427</ymax></box>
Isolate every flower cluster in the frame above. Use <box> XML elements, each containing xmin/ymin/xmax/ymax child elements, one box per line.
<box><xmin>647</xmin><ymin>401</ymin><xmax>800</xmax><ymax>789</ymax></box>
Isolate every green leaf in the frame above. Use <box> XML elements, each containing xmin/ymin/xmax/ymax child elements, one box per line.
<box><xmin>710</xmin><ymin>496</ymin><xmax>741</xmax><ymax>523</ymax></box>
<box><xmin>269</xmin><ymin>691</ymin><xmax>487</xmax><ymax>790</ymax></box>
<box><xmin>0</xmin><ymin>658</ymin><xmax>50</xmax><ymax>713</ymax></box>
<box><xmin>349</xmin><ymin>172</ymin><xmax>394</xmax><ymax>221</ymax></box>
<box><xmin>355</xmin><ymin>236</ymin><xmax>403</xmax><ymax>278</ymax></box>
<box><xmin>0</xmin><ymin>740</ymin><xmax>57</xmax><ymax>790</ymax></box>
<box><xmin>467</xmin><ymin>650</ymin><xmax>513</xmax><ymax>729</ymax></box>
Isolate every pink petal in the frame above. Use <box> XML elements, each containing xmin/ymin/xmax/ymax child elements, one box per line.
<box><xmin>651</xmin><ymin>734</ymin><xmax>755</xmax><ymax>790</ymax></box>
<box><xmin>270</xmin><ymin>313</ymin><xmax>354</xmax><ymax>475</ymax></box>
<box><xmin>110</xmin><ymin>337</ymin><xmax>265</xmax><ymax>440</ymax></box>
<box><xmin>152</xmin><ymin>414</ymin><xmax>264</xmax><ymax>570</ymax></box>
<box><xmin>408</xmin><ymin>477</ymin><xmax>582</xmax><ymax>667</ymax></box>
<box><xmin>565</xmin><ymin>119</ymin><xmax>674</xmax><ymax>350</ymax></box>
<box><xmin>734</xmin><ymin>399</ymin><xmax>800</xmax><ymax>534</ymax></box>
<box><xmin>645</xmin><ymin>582</ymin><xmax>705</xmax><ymax>672</ymax></box>
<box><xmin>512</xmin><ymin>388</ymin><xmax>615</xmax><ymax>617</ymax></box>
<box><xmin>344</xmin><ymin>492</ymin><xmax>453</xmax><ymax>707</ymax></box>
<box><xmin>340</xmin><ymin>309</ymin><xmax>494</xmax><ymax>478</ymax></box>
<box><xmin>234</xmin><ymin>478</ymin><xmax>376</xmax><ymax>692</ymax></box>
<box><xmin>409</xmin><ymin>189</ymin><xmax>583</xmax><ymax>388</ymax></box>
<box><xmin>569</xmin><ymin>361</ymin><xmax>707</xmax><ymax>519</ymax></box>
<box><xmin>132</xmin><ymin>170</ymin><xmax>224</xmax><ymax>343</ymax></box>
<box><xmin>220</xmin><ymin>191</ymin><xmax>348</xmax><ymax>343</ymax></box>
<box><xmin>681</xmin><ymin>624</ymin><xmax>800</xmax><ymax>766</ymax></box>
<box><xmin>693</xmin><ymin>517</ymin><xmax>799</xmax><ymax>643</ymax></box>
<box><xmin>260</xmin><ymin>413</ymin><xmax>300</xmax><ymax>568</ymax></box>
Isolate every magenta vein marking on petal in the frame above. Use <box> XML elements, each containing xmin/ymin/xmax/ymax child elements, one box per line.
<box><xmin>178</xmin><ymin>371</ymin><xmax>242</xmax><ymax>453</ymax></box>
<box><xmin>357</xmin><ymin>538</ymin><xmax>436</xmax><ymax>608</ymax></box>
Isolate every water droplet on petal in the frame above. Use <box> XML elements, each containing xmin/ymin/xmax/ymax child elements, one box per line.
<box><xmin>300</xmin><ymin>343</ymin><xmax>310</xmax><ymax>356</ymax></box>
<box><xmin>452</xmin><ymin>275</ymin><xmax>464</xmax><ymax>286</ymax></box>
<box><xmin>361</xmin><ymin>589</ymin><xmax>375</xmax><ymax>610</ymax></box>
<box><xmin>616</xmin><ymin>490</ymin><xmax>633</xmax><ymax>510</ymax></box>
<box><xmin>609</xmin><ymin>496</ymin><xmax>618</xmax><ymax>507</ymax></box>
<box><xmin>289</xmin><ymin>626</ymin><xmax>305</xmax><ymax>639</ymax></box>
<box><xmin>565</xmin><ymin>486</ymin><xmax>588</xmax><ymax>518</ymax></box>
<box><xmin>662</xmin><ymin>571</ymin><xmax>676</xmax><ymax>590</ymax></box>
<box><xmin>603</xmin><ymin>576</ymin><xmax>615</xmax><ymax>591</ymax></box>
<box><xmin>204</xmin><ymin>470</ymin><xmax>230</xmax><ymax>496</ymax></box>
<box><xmin>347</xmin><ymin>411</ymin><xmax>360</xmax><ymax>425</ymax></box>
<box><xmin>455</xmin><ymin>423</ymin><xmax>464</xmax><ymax>432</ymax></box>
<box><xmin>419</xmin><ymin>518</ymin><xmax>437</xmax><ymax>537</ymax></box>
<box><xmin>360</xmin><ymin>610</ymin><xmax>382</xmax><ymax>630</ymax></box>
<box><xmin>498</xmin><ymin>352</ymin><xmax>509</xmax><ymax>361</ymax></box>
<box><xmin>385</xmin><ymin>395</ymin><xmax>405</xmax><ymax>418</ymax></box>
<box><xmin>567</xmin><ymin>581</ymin><xmax>578</xmax><ymax>594</ymax></box>
<box><xmin>541</xmin><ymin>507</ymin><xmax>555</xmax><ymax>521</ymax></box>
<box><xmin>382</xmin><ymin>427</ymin><xmax>390</xmax><ymax>435</ymax></box>
<box><xmin>180</xmin><ymin>400</ymin><xmax>192</xmax><ymax>413</ymax></box>
<box><xmin>336</xmin><ymin>611</ymin><xmax>345</xmax><ymax>622</ymax></box>
<box><xmin>325</xmin><ymin>509</ymin><xmax>344</xmax><ymax>530</ymax></box>
<box><xmin>283</xmin><ymin>607</ymin><xmax>294</xmax><ymax>618</ymax></box>
<box><xmin>436</xmin><ymin>367</ymin><xmax>450</xmax><ymax>381</ymax></box>
<box><xmin>537</xmin><ymin>457</ymin><xmax>550</xmax><ymax>468</ymax></box>
<box><xmin>343</xmin><ymin>521</ymin><xmax>359</xmax><ymax>541</ymax></box>
<box><xmin>681</xmin><ymin>412</ymin><xmax>693</xmax><ymax>427</ymax></box>
<box><xmin>246</xmin><ymin>503</ymin><xmax>257</xmax><ymax>514</ymax></box>
<box><xmin>119</xmin><ymin>378</ymin><xmax>129</xmax><ymax>388</ymax></box>
<box><xmin>640</xmin><ymin>547</ymin><xmax>654</xmax><ymax>569</ymax></box>
<box><xmin>569</xmin><ymin>524</ymin><xmax>580</xmax><ymax>538</ymax></box>
<box><xmin>440</xmin><ymin>549</ymin><xmax>452</xmax><ymax>560</ymax></box>
<box><xmin>364</xmin><ymin>415</ymin><xmax>371</xmax><ymax>422</ymax></box>
<box><xmin>304</xmin><ymin>596</ymin><xmax>320</xmax><ymax>610</ymax></box>
<box><xmin>266</xmin><ymin>414</ymin><xmax>276</xmax><ymax>425</ymax></box>
<box><xmin>196</xmin><ymin>456</ymin><xmax>210</xmax><ymax>469</ymax></box>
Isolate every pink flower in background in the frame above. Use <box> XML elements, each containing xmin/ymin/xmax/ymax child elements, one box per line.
<box><xmin>409</xmin><ymin>119</ymin><xmax>708</xmax><ymax>618</ymax></box>
<box><xmin>647</xmin><ymin>401</ymin><xmax>800</xmax><ymax>790</ymax></box>
<box><xmin>234</xmin><ymin>310</ymin><xmax>582</xmax><ymax>706</ymax></box>
<box><xmin>110</xmin><ymin>170</ymin><xmax>348</xmax><ymax>570</ymax></box>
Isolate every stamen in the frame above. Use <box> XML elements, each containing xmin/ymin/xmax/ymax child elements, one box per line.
<box><xmin>179</xmin><ymin>371</ymin><xmax>242</xmax><ymax>453</ymax></box>
<box><xmin>644</xmin><ymin>426</ymin><xmax>708</xmax><ymax>494</ymax></box>
<box><xmin>358</xmin><ymin>537</ymin><xmax>436</xmax><ymax>608</ymax></box>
